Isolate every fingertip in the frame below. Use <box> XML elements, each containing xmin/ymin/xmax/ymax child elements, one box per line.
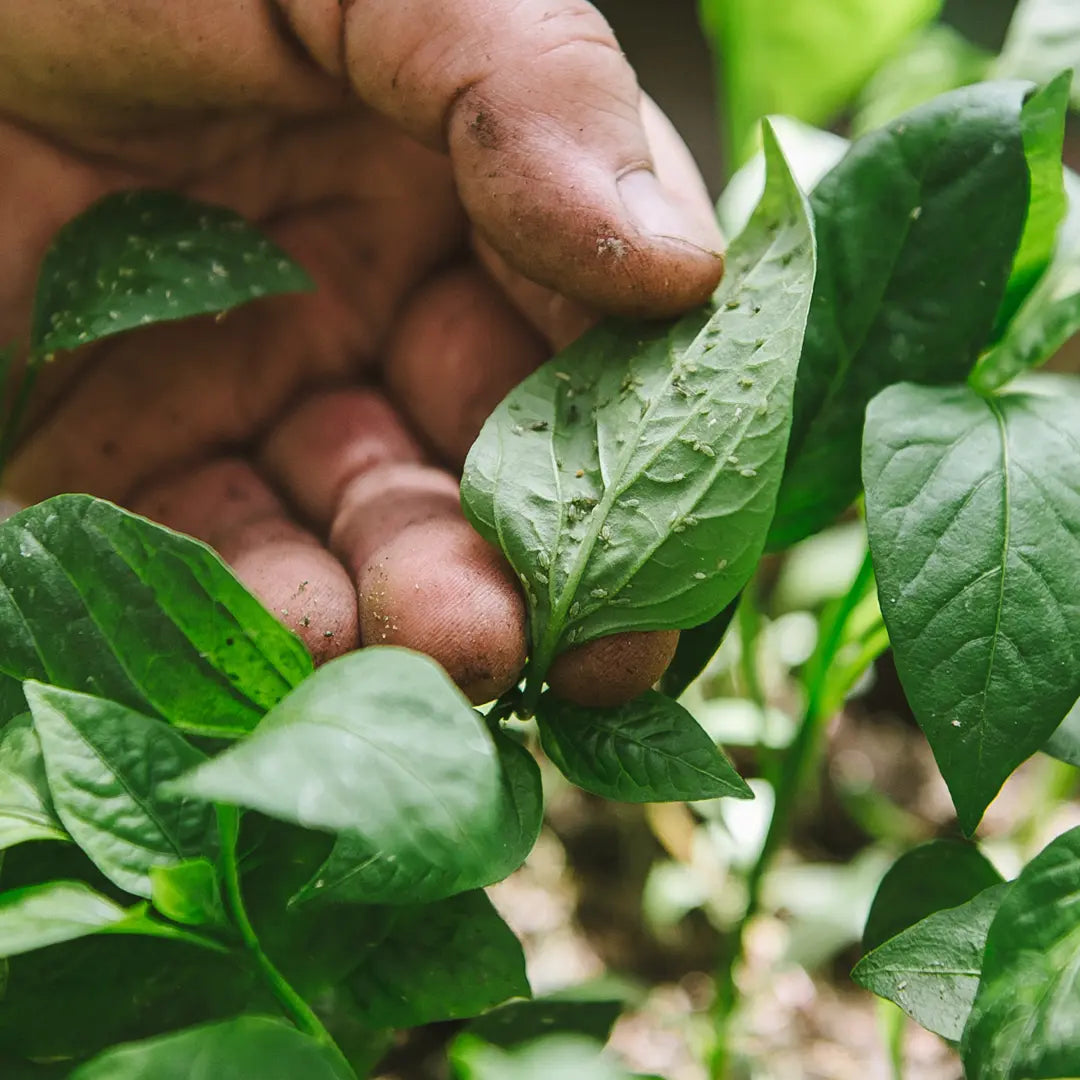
<box><xmin>547</xmin><ymin>630</ymin><xmax>680</xmax><ymax>707</ymax></box>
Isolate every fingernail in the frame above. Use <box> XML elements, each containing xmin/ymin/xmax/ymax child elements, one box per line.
<box><xmin>617</xmin><ymin>169</ymin><xmax>724</xmax><ymax>257</ymax></box>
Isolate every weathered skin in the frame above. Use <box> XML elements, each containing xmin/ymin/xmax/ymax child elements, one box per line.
<box><xmin>0</xmin><ymin>0</ymin><xmax>723</xmax><ymax>703</ymax></box>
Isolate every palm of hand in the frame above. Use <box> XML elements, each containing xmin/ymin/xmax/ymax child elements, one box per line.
<box><xmin>1</xmin><ymin>108</ymin><xmax>548</xmax><ymax>700</ymax></box>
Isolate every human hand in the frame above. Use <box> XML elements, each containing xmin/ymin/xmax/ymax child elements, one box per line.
<box><xmin>0</xmin><ymin>0</ymin><xmax>724</xmax><ymax>704</ymax></box>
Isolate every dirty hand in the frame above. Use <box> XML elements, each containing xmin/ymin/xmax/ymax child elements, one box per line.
<box><xmin>0</xmin><ymin>0</ymin><xmax>724</xmax><ymax>703</ymax></box>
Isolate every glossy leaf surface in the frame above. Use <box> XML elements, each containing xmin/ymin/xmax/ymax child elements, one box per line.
<box><xmin>864</xmin><ymin>380</ymin><xmax>1080</xmax><ymax>830</ymax></box>
<box><xmin>0</xmin><ymin>495</ymin><xmax>312</xmax><ymax>735</ymax></box>
<box><xmin>537</xmin><ymin>690</ymin><xmax>751</xmax><ymax>803</ymax></box>
<box><xmin>0</xmin><ymin>714</ymin><xmax>67</xmax><ymax>851</ymax></box>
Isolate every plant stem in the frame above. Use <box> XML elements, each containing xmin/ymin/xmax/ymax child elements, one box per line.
<box><xmin>217</xmin><ymin>808</ymin><xmax>355</xmax><ymax>1076</ymax></box>
<box><xmin>0</xmin><ymin>348</ymin><xmax>41</xmax><ymax>478</ymax></box>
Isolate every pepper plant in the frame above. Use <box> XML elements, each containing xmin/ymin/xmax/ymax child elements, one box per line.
<box><xmin>2</xmin><ymin>47</ymin><xmax>1080</xmax><ymax>1080</ymax></box>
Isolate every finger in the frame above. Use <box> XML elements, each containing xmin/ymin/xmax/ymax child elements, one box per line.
<box><xmin>259</xmin><ymin>388</ymin><xmax>426</xmax><ymax>528</ymax></box>
<box><xmin>547</xmin><ymin>630</ymin><xmax>681</xmax><ymax>707</ymax></box>
<box><xmin>261</xmin><ymin>389</ymin><xmax>527</xmax><ymax>703</ymax></box>
<box><xmin>131</xmin><ymin>458</ymin><xmax>359</xmax><ymax>664</ymax></box>
<box><xmin>382</xmin><ymin>266</ymin><xmax>549</xmax><ymax>467</ymax></box>
<box><xmin>294</xmin><ymin>0</ymin><xmax>724</xmax><ymax>317</ymax></box>
<box><xmin>474</xmin><ymin>93</ymin><xmax>723</xmax><ymax>348</ymax></box>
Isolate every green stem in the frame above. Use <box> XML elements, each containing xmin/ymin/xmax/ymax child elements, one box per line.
<box><xmin>710</xmin><ymin>550</ymin><xmax>878</xmax><ymax>1078</ymax></box>
<box><xmin>217</xmin><ymin>808</ymin><xmax>354</xmax><ymax>1076</ymax></box>
<box><xmin>0</xmin><ymin>348</ymin><xmax>41</xmax><ymax>478</ymax></box>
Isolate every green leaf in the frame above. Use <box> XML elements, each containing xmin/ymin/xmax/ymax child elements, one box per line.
<box><xmin>994</xmin><ymin>71</ymin><xmax>1072</xmax><ymax>336</ymax></box>
<box><xmin>973</xmin><ymin>170</ymin><xmax>1080</xmax><ymax>390</ymax></box>
<box><xmin>962</xmin><ymin>825</ymin><xmax>1080</xmax><ymax>1078</ymax></box>
<box><xmin>996</xmin><ymin>0</ymin><xmax>1080</xmax><ymax>110</ymax></box>
<box><xmin>852</xmin><ymin>25</ymin><xmax>993</xmax><ymax>136</ymax></box>
<box><xmin>174</xmin><ymin>649</ymin><xmax>541</xmax><ymax>905</ymax></box>
<box><xmin>863</xmin><ymin>840</ymin><xmax>1003</xmax><ymax>953</ymax></box>
<box><xmin>462</xmin><ymin>125</ymin><xmax>815</xmax><ymax>685</ymax></box>
<box><xmin>854</xmin><ymin>882</ymin><xmax>1008</xmax><ymax>1040</ymax></box>
<box><xmin>348</xmin><ymin>890</ymin><xmax>528</xmax><ymax>1028</ymax></box>
<box><xmin>536</xmin><ymin>690</ymin><xmax>751</xmax><ymax>803</ymax></box>
<box><xmin>149</xmin><ymin>858</ymin><xmax>226</xmax><ymax>928</ymax></box>
<box><xmin>25</xmin><ymin>683</ymin><xmax>216</xmax><ymax>898</ymax></box>
<box><xmin>31</xmin><ymin>190</ymin><xmax>312</xmax><ymax>356</ymax></box>
<box><xmin>0</xmin><ymin>495</ymin><xmax>312</xmax><ymax>735</ymax></box>
<box><xmin>1044</xmin><ymin>697</ymin><xmax>1080</xmax><ymax>766</ymax></box>
<box><xmin>450</xmin><ymin>1033</ymin><xmax>632</xmax><ymax>1080</ymax></box>
<box><xmin>716</xmin><ymin>116</ymin><xmax>849</xmax><ymax>239</ymax></box>
<box><xmin>291</xmin><ymin>715</ymin><xmax>542</xmax><ymax>907</ymax></box>
<box><xmin>463</xmin><ymin>998</ymin><xmax>623</xmax><ymax>1050</ymax></box>
<box><xmin>0</xmin><ymin>880</ymin><xmax>215</xmax><ymax>959</ymax></box>
<box><xmin>770</xmin><ymin>82</ymin><xmax>1032</xmax><ymax>549</ymax></box>
<box><xmin>69</xmin><ymin>1016</ymin><xmax>351</xmax><ymax>1080</ymax></box>
<box><xmin>658</xmin><ymin>594</ymin><xmax>739</xmax><ymax>699</ymax></box>
<box><xmin>700</xmin><ymin>0</ymin><xmax>941</xmax><ymax>164</ymax></box>
<box><xmin>0</xmin><ymin>714</ymin><xmax>67</xmax><ymax>852</ymax></box>
<box><xmin>863</xmin><ymin>379</ymin><xmax>1080</xmax><ymax>831</ymax></box>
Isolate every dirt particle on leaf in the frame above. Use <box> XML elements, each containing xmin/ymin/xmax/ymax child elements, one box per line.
<box><xmin>469</xmin><ymin>109</ymin><xmax>500</xmax><ymax>149</ymax></box>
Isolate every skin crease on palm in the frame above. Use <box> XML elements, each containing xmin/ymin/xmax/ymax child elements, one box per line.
<box><xmin>0</xmin><ymin>0</ymin><xmax>725</xmax><ymax>705</ymax></box>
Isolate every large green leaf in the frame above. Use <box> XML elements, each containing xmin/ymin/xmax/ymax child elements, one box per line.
<box><xmin>348</xmin><ymin>890</ymin><xmax>528</xmax><ymax>1028</ymax></box>
<box><xmin>854</xmin><ymin>882</ymin><xmax>1008</xmax><ymax>1040</ymax></box>
<box><xmin>462</xmin><ymin>126</ymin><xmax>815</xmax><ymax>687</ymax></box>
<box><xmin>463</xmin><ymin>998</ymin><xmax>623</xmax><ymax>1050</ymax></box>
<box><xmin>658</xmin><ymin>594</ymin><xmax>739</xmax><ymax>700</ymax></box>
<box><xmin>996</xmin><ymin>0</ymin><xmax>1080</xmax><ymax>110</ymax></box>
<box><xmin>173</xmin><ymin>649</ymin><xmax>541</xmax><ymax>905</ymax></box>
<box><xmin>974</xmin><ymin>171</ymin><xmax>1080</xmax><ymax>391</ymax></box>
<box><xmin>536</xmin><ymin>691</ymin><xmax>750</xmax><ymax>803</ymax></box>
<box><xmin>0</xmin><ymin>495</ymin><xmax>312</xmax><ymax>735</ymax></box>
<box><xmin>290</xmin><ymin>716</ymin><xmax>542</xmax><ymax>907</ymax></box>
<box><xmin>963</xmin><ymin>826</ymin><xmax>1080</xmax><ymax>1078</ymax></box>
<box><xmin>31</xmin><ymin>190</ymin><xmax>312</xmax><ymax>356</ymax></box>
<box><xmin>700</xmin><ymin>0</ymin><xmax>941</xmax><ymax>164</ymax></box>
<box><xmin>25</xmin><ymin>684</ymin><xmax>216</xmax><ymax>898</ymax></box>
<box><xmin>69</xmin><ymin>1017</ymin><xmax>350</xmax><ymax>1080</ymax></box>
<box><xmin>863</xmin><ymin>839</ymin><xmax>1003</xmax><ymax>953</ymax></box>
<box><xmin>863</xmin><ymin>379</ymin><xmax>1080</xmax><ymax>831</ymax></box>
<box><xmin>0</xmin><ymin>714</ymin><xmax>67</xmax><ymax>852</ymax></box>
<box><xmin>770</xmin><ymin>82</ymin><xmax>1032</xmax><ymax>549</ymax></box>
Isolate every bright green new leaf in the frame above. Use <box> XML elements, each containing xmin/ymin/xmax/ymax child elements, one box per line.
<box><xmin>963</xmin><ymin>826</ymin><xmax>1080</xmax><ymax>1077</ymax></box>
<box><xmin>31</xmin><ymin>190</ymin><xmax>312</xmax><ymax>356</ymax></box>
<box><xmin>854</xmin><ymin>882</ymin><xmax>1008</xmax><ymax>1040</ymax></box>
<box><xmin>863</xmin><ymin>379</ymin><xmax>1080</xmax><ymax>832</ymax></box>
<box><xmin>348</xmin><ymin>890</ymin><xmax>528</xmax><ymax>1028</ymax></box>
<box><xmin>69</xmin><ymin>1016</ymin><xmax>351</xmax><ymax>1080</ymax></box>
<box><xmin>174</xmin><ymin>649</ymin><xmax>541</xmax><ymax>905</ymax></box>
<box><xmin>149</xmin><ymin>858</ymin><xmax>226</xmax><ymax>928</ymax></box>
<box><xmin>996</xmin><ymin>0</ymin><xmax>1080</xmax><ymax>109</ymax></box>
<box><xmin>994</xmin><ymin>71</ymin><xmax>1072</xmax><ymax>336</ymax></box>
<box><xmin>863</xmin><ymin>839</ymin><xmax>1003</xmax><ymax>953</ymax></box>
<box><xmin>536</xmin><ymin>690</ymin><xmax>751</xmax><ymax>803</ymax></box>
<box><xmin>771</xmin><ymin>82</ymin><xmax>1032</xmax><ymax>549</ymax></box>
<box><xmin>1044</xmin><ymin>697</ymin><xmax>1080</xmax><ymax>766</ymax></box>
<box><xmin>974</xmin><ymin>171</ymin><xmax>1080</xmax><ymax>391</ymax></box>
<box><xmin>0</xmin><ymin>714</ymin><xmax>67</xmax><ymax>852</ymax></box>
<box><xmin>852</xmin><ymin>25</ymin><xmax>992</xmax><ymax>135</ymax></box>
<box><xmin>451</xmin><ymin>1033</ymin><xmax>633</xmax><ymax>1080</ymax></box>
<box><xmin>290</xmin><ymin>715</ymin><xmax>542</xmax><ymax>906</ymax></box>
<box><xmin>0</xmin><ymin>880</ymin><xmax>213</xmax><ymax>959</ymax></box>
<box><xmin>0</xmin><ymin>495</ymin><xmax>312</xmax><ymax>735</ymax></box>
<box><xmin>462</xmin><ymin>126</ymin><xmax>815</xmax><ymax>687</ymax></box>
<box><xmin>25</xmin><ymin>683</ymin><xmax>216</xmax><ymax>898</ymax></box>
<box><xmin>700</xmin><ymin>0</ymin><xmax>941</xmax><ymax>164</ymax></box>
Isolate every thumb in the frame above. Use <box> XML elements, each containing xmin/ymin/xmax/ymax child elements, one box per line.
<box><xmin>286</xmin><ymin>0</ymin><xmax>724</xmax><ymax>317</ymax></box>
